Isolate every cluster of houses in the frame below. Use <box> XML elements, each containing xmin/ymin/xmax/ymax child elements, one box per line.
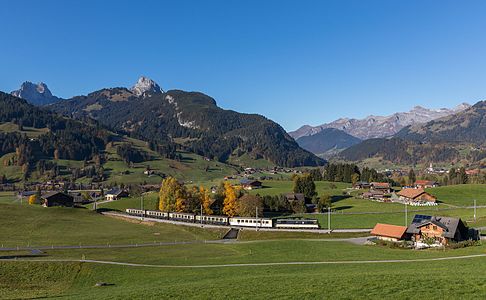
<box><xmin>19</xmin><ymin>187</ymin><xmax>130</xmax><ymax>208</ymax></box>
<box><xmin>356</xmin><ymin>180</ymin><xmax>439</xmax><ymax>206</ymax></box>
<box><xmin>371</xmin><ymin>214</ymin><xmax>479</xmax><ymax>248</ymax></box>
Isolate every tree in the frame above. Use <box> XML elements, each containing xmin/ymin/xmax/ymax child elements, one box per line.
<box><xmin>222</xmin><ymin>181</ymin><xmax>238</xmax><ymax>217</ymax></box>
<box><xmin>158</xmin><ymin>177</ymin><xmax>186</xmax><ymax>212</ymax></box>
<box><xmin>317</xmin><ymin>194</ymin><xmax>332</xmax><ymax>212</ymax></box>
<box><xmin>236</xmin><ymin>194</ymin><xmax>263</xmax><ymax>217</ymax></box>
<box><xmin>199</xmin><ymin>186</ymin><xmax>213</xmax><ymax>215</ymax></box>
<box><xmin>408</xmin><ymin>169</ymin><xmax>416</xmax><ymax>185</ymax></box>
<box><xmin>28</xmin><ymin>194</ymin><xmax>39</xmax><ymax>205</ymax></box>
<box><xmin>351</xmin><ymin>173</ymin><xmax>359</xmax><ymax>186</ymax></box>
<box><xmin>293</xmin><ymin>174</ymin><xmax>317</xmax><ymax>200</ymax></box>
<box><xmin>0</xmin><ymin>174</ymin><xmax>6</xmax><ymax>184</ymax></box>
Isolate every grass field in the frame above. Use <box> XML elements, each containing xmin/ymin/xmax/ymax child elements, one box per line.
<box><xmin>2</xmin><ymin>241</ymin><xmax>486</xmax><ymax>299</ymax></box>
<box><xmin>2</xmin><ymin>186</ymin><xmax>486</xmax><ymax>299</ymax></box>
<box><xmin>427</xmin><ymin>184</ymin><xmax>486</xmax><ymax>206</ymax></box>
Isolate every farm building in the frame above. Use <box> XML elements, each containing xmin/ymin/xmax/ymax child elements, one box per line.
<box><xmin>285</xmin><ymin>193</ymin><xmax>305</xmax><ymax>203</ymax></box>
<box><xmin>397</xmin><ymin>188</ymin><xmax>436</xmax><ymax>204</ymax></box>
<box><xmin>41</xmin><ymin>191</ymin><xmax>74</xmax><ymax>207</ymax></box>
<box><xmin>371</xmin><ymin>223</ymin><xmax>408</xmax><ymax>242</ymax></box>
<box><xmin>105</xmin><ymin>188</ymin><xmax>129</xmax><ymax>201</ymax></box>
<box><xmin>353</xmin><ymin>181</ymin><xmax>371</xmax><ymax>189</ymax></box>
<box><xmin>414</xmin><ymin>180</ymin><xmax>439</xmax><ymax>188</ymax></box>
<box><xmin>406</xmin><ymin>215</ymin><xmax>478</xmax><ymax>246</ymax></box>
<box><xmin>362</xmin><ymin>190</ymin><xmax>386</xmax><ymax>200</ymax></box>
<box><xmin>240</xmin><ymin>179</ymin><xmax>263</xmax><ymax>190</ymax></box>
<box><xmin>370</xmin><ymin>182</ymin><xmax>392</xmax><ymax>193</ymax></box>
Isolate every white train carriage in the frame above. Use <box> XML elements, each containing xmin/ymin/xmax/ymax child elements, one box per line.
<box><xmin>195</xmin><ymin>215</ymin><xmax>229</xmax><ymax>225</ymax></box>
<box><xmin>275</xmin><ymin>219</ymin><xmax>319</xmax><ymax>229</ymax></box>
<box><xmin>146</xmin><ymin>210</ymin><xmax>169</xmax><ymax>219</ymax></box>
<box><xmin>126</xmin><ymin>208</ymin><xmax>145</xmax><ymax>217</ymax></box>
<box><xmin>229</xmin><ymin>217</ymin><xmax>273</xmax><ymax>228</ymax></box>
<box><xmin>169</xmin><ymin>212</ymin><xmax>196</xmax><ymax>222</ymax></box>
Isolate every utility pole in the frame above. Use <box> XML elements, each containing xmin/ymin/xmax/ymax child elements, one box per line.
<box><xmin>140</xmin><ymin>194</ymin><xmax>144</xmax><ymax>221</ymax></box>
<box><xmin>328</xmin><ymin>206</ymin><xmax>331</xmax><ymax>234</ymax></box>
<box><xmin>200</xmin><ymin>203</ymin><xmax>203</xmax><ymax>227</ymax></box>
<box><xmin>474</xmin><ymin>199</ymin><xmax>477</xmax><ymax>222</ymax></box>
<box><xmin>256</xmin><ymin>206</ymin><xmax>258</xmax><ymax>231</ymax></box>
<box><xmin>405</xmin><ymin>202</ymin><xmax>408</xmax><ymax>226</ymax></box>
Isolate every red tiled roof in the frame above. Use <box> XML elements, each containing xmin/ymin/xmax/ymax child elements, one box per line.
<box><xmin>371</xmin><ymin>182</ymin><xmax>390</xmax><ymax>188</ymax></box>
<box><xmin>398</xmin><ymin>188</ymin><xmax>426</xmax><ymax>199</ymax></box>
<box><xmin>371</xmin><ymin>223</ymin><xmax>407</xmax><ymax>239</ymax></box>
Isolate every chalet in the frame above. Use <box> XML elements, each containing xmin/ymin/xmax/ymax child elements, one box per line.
<box><xmin>362</xmin><ymin>190</ymin><xmax>385</xmax><ymax>200</ymax></box>
<box><xmin>105</xmin><ymin>188</ymin><xmax>129</xmax><ymax>201</ymax></box>
<box><xmin>406</xmin><ymin>215</ymin><xmax>478</xmax><ymax>246</ymax></box>
<box><xmin>414</xmin><ymin>180</ymin><xmax>439</xmax><ymax>189</ymax></box>
<box><xmin>370</xmin><ymin>182</ymin><xmax>392</xmax><ymax>193</ymax></box>
<box><xmin>353</xmin><ymin>181</ymin><xmax>371</xmax><ymax>189</ymax></box>
<box><xmin>371</xmin><ymin>223</ymin><xmax>408</xmax><ymax>242</ymax></box>
<box><xmin>240</xmin><ymin>179</ymin><xmax>263</xmax><ymax>190</ymax></box>
<box><xmin>41</xmin><ymin>191</ymin><xmax>74</xmax><ymax>207</ymax></box>
<box><xmin>285</xmin><ymin>193</ymin><xmax>305</xmax><ymax>203</ymax></box>
<box><xmin>397</xmin><ymin>188</ymin><xmax>437</xmax><ymax>204</ymax></box>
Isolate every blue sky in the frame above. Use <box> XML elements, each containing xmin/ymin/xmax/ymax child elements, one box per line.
<box><xmin>2</xmin><ymin>0</ymin><xmax>486</xmax><ymax>131</ymax></box>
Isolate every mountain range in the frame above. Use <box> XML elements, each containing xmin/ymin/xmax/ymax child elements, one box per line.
<box><xmin>8</xmin><ymin>77</ymin><xmax>323</xmax><ymax>167</ymax></box>
<box><xmin>290</xmin><ymin>103</ymin><xmax>471</xmax><ymax>140</ymax></box>
<box><xmin>295</xmin><ymin>128</ymin><xmax>362</xmax><ymax>156</ymax></box>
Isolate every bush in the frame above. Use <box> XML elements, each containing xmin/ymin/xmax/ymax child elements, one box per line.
<box><xmin>446</xmin><ymin>240</ymin><xmax>481</xmax><ymax>249</ymax></box>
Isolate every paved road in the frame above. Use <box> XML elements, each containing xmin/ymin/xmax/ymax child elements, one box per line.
<box><xmin>2</xmin><ymin>254</ymin><xmax>485</xmax><ymax>268</ymax></box>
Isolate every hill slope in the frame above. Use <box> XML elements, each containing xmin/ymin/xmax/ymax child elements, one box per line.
<box><xmin>49</xmin><ymin>78</ymin><xmax>324</xmax><ymax>167</ymax></box>
<box><xmin>296</xmin><ymin>128</ymin><xmax>361</xmax><ymax>154</ymax></box>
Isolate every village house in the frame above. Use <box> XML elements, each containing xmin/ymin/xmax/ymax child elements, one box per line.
<box><xmin>397</xmin><ymin>188</ymin><xmax>437</xmax><ymax>204</ymax></box>
<box><xmin>414</xmin><ymin>180</ymin><xmax>439</xmax><ymax>189</ymax></box>
<box><xmin>371</xmin><ymin>223</ymin><xmax>408</xmax><ymax>242</ymax></box>
<box><xmin>41</xmin><ymin>191</ymin><xmax>74</xmax><ymax>207</ymax></box>
<box><xmin>353</xmin><ymin>181</ymin><xmax>371</xmax><ymax>189</ymax></box>
<box><xmin>362</xmin><ymin>190</ymin><xmax>386</xmax><ymax>201</ymax></box>
<box><xmin>370</xmin><ymin>182</ymin><xmax>392</xmax><ymax>193</ymax></box>
<box><xmin>406</xmin><ymin>215</ymin><xmax>478</xmax><ymax>246</ymax></box>
<box><xmin>240</xmin><ymin>179</ymin><xmax>263</xmax><ymax>190</ymax></box>
<box><xmin>105</xmin><ymin>188</ymin><xmax>129</xmax><ymax>201</ymax></box>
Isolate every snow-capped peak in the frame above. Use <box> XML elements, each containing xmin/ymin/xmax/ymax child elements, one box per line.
<box><xmin>130</xmin><ymin>76</ymin><xmax>163</xmax><ymax>96</ymax></box>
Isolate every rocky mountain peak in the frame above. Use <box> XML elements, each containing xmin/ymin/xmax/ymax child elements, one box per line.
<box><xmin>11</xmin><ymin>81</ymin><xmax>61</xmax><ymax>106</ymax></box>
<box><xmin>130</xmin><ymin>76</ymin><xmax>163</xmax><ymax>96</ymax></box>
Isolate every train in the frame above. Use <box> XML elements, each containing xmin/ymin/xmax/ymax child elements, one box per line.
<box><xmin>125</xmin><ymin>208</ymin><xmax>319</xmax><ymax>229</ymax></box>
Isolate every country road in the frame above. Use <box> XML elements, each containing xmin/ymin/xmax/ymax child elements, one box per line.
<box><xmin>2</xmin><ymin>254</ymin><xmax>485</xmax><ymax>268</ymax></box>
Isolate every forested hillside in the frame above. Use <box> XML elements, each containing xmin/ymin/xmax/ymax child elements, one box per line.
<box><xmin>50</xmin><ymin>88</ymin><xmax>324</xmax><ymax>167</ymax></box>
<box><xmin>0</xmin><ymin>91</ymin><xmax>111</xmax><ymax>164</ymax></box>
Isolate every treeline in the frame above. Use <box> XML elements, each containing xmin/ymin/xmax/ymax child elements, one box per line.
<box><xmin>305</xmin><ymin>163</ymin><xmax>388</xmax><ymax>184</ymax></box>
<box><xmin>116</xmin><ymin>144</ymin><xmax>151</xmax><ymax>164</ymax></box>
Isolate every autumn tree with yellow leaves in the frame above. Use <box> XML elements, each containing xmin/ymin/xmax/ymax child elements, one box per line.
<box><xmin>159</xmin><ymin>177</ymin><xmax>187</xmax><ymax>212</ymax></box>
<box><xmin>199</xmin><ymin>186</ymin><xmax>213</xmax><ymax>215</ymax></box>
<box><xmin>222</xmin><ymin>181</ymin><xmax>238</xmax><ymax>217</ymax></box>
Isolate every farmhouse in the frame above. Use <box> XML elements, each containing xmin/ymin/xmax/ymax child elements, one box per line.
<box><xmin>240</xmin><ymin>179</ymin><xmax>263</xmax><ymax>190</ymax></box>
<box><xmin>362</xmin><ymin>190</ymin><xmax>385</xmax><ymax>200</ymax></box>
<box><xmin>105</xmin><ymin>188</ymin><xmax>129</xmax><ymax>201</ymax></box>
<box><xmin>414</xmin><ymin>180</ymin><xmax>439</xmax><ymax>188</ymax></box>
<box><xmin>397</xmin><ymin>188</ymin><xmax>437</xmax><ymax>204</ymax></box>
<box><xmin>285</xmin><ymin>193</ymin><xmax>305</xmax><ymax>203</ymax></box>
<box><xmin>353</xmin><ymin>181</ymin><xmax>371</xmax><ymax>189</ymax></box>
<box><xmin>406</xmin><ymin>215</ymin><xmax>477</xmax><ymax>246</ymax></box>
<box><xmin>371</xmin><ymin>223</ymin><xmax>408</xmax><ymax>242</ymax></box>
<box><xmin>370</xmin><ymin>182</ymin><xmax>392</xmax><ymax>193</ymax></box>
<box><xmin>41</xmin><ymin>191</ymin><xmax>74</xmax><ymax>207</ymax></box>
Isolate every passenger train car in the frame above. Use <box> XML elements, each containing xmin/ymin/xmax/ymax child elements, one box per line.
<box><xmin>125</xmin><ymin>209</ymin><xmax>318</xmax><ymax>229</ymax></box>
<box><xmin>275</xmin><ymin>218</ymin><xmax>319</xmax><ymax>229</ymax></box>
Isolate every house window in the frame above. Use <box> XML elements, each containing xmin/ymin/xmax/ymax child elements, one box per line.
<box><xmin>433</xmin><ymin>225</ymin><xmax>437</xmax><ymax>230</ymax></box>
